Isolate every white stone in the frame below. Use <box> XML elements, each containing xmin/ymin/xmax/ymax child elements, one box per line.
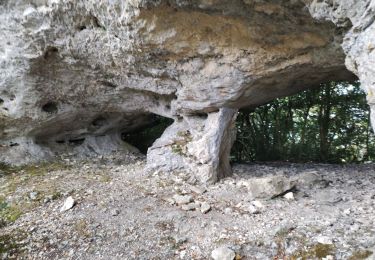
<box><xmin>247</xmin><ymin>204</ymin><xmax>260</xmax><ymax>214</ymax></box>
<box><xmin>200</xmin><ymin>202</ymin><xmax>211</xmax><ymax>214</ymax></box>
<box><xmin>283</xmin><ymin>192</ymin><xmax>294</xmax><ymax>200</ymax></box>
<box><xmin>173</xmin><ymin>195</ymin><xmax>193</xmax><ymax>205</ymax></box>
<box><xmin>211</xmin><ymin>246</ymin><xmax>235</xmax><ymax>260</ymax></box>
<box><xmin>181</xmin><ymin>202</ymin><xmax>198</xmax><ymax>211</ymax></box>
<box><xmin>316</xmin><ymin>235</ymin><xmax>333</xmax><ymax>245</ymax></box>
<box><xmin>251</xmin><ymin>200</ymin><xmax>264</xmax><ymax>209</ymax></box>
<box><xmin>224</xmin><ymin>208</ymin><xmax>233</xmax><ymax>214</ymax></box>
<box><xmin>60</xmin><ymin>196</ymin><xmax>75</xmax><ymax>212</ymax></box>
<box><xmin>189</xmin><ymin>185</ymin><xmax>207</xmax><ymax>194</ymax></box>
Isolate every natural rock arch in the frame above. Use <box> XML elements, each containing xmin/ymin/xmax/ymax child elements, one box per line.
<box><xmin>0</xmin><ymin>0</ymin><xmax>373</xmax><ymax>182</ymax></box>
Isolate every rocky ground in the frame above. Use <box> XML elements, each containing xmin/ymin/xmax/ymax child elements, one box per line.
<box><xmin>1</xmin><ymin>153</ymin><xmax>375</xmax><ymax>259</ymax></box>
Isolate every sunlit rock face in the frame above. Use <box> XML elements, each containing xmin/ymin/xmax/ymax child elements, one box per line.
<box><xmin>306</xmin><ymin>0</ymin><xmax>375</xmax><ymax>131</ymax></box>
<box><xmin>0</xmin><ymin>0</ymin><xmax>371</xmax><ymax>182</ymax></box>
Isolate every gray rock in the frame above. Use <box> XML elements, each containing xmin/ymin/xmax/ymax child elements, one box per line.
<box><xmin>181</xmin><ymin>202</ymin><xmax>198</xmax><ymax>211</ymax></box>
<box><xmin>189</xmin><ymin>185</ymin><xmax>207</xmax><ymax>195</ymax></box>
<box><xmin>241</xmin><ymin>175</ymin><xmax>296</xmax><ymax>199</ymax></box>
<box><xmin>211</xmin><ymin>246</ymin><xmax>235</xmax><ymax>260</ymax></box>
<box><xmin>111</xmin><ymin>209</ymin><xmax>120</xmax><ymax>216</ymax></box>
<box><xmin>173</xmin><ymin>195</ymin><xmax>193</xmax><ymax>205</ymax></box>
<box><xmin>29</xmin><ymin>191</ymin><xmax>38</xmax><ymax>201</ymax></box>
<box><xmin>200</xmin><ymin>202</ymin><xmax>211</xmax><ymax>214</ymax></box>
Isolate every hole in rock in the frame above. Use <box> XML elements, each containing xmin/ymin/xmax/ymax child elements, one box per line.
<box><xmin>231</xmin><ymin>81</ymin><xmax>375</xmax><ymax>164</ymax></box>
<box><xmin>43</xmin><ymin>46</ymin><xmax>58</xmax><ymax>59</ymax></box>
<box><xmin>194</xmin><ymin>112</ymin><xmax>208</xmax><ymax>119</ymax></box>
<box><xmin>68</xmin><ymin>138</ymin><xmax>85</xmax><ymax>146</ymax></box>
<box><xmin>0</xmin><ymin>98</ymin><xmax>3</xmax><ymax>105</ymax></box>
<box><xmin>99</xmin><ymin>80</ymin><xmax>117</xmax><ymax>88</ymax></box>
<box><xmin>91</xmin><ymin>116</ymin><xmax>107</xmax><ymax>128</ymax></box>
<box><xmin>121</xmin><ymin>115</ymin><xmax>174</xmax><ymax>154</ymax></box>
<box><xmin>42</xmin><ymin>102</ymin><xmax>58</xmax><ymax>114</ymax></box>
<box><xmin>78</xmin><ymin>25</ymin><xmax>87</xmax><ymax>31</ymax></box>
<box><xmin>56</xmin><ymin>140</ymin><xmax>65</xmax><ymax>144</ymax></box>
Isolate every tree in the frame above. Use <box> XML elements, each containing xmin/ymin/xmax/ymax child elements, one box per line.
<box><xmin>231</xmin><ymin>81</ymin><xmax>375</xmax><ymax>163</ymax></box>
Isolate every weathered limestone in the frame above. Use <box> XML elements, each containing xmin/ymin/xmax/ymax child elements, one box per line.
<box><xmin>0</xmin><ymin>0</ymin><xmax>373</xmax><ymax>182</ymax></box>
<box><xmin>306</xmin><ymin>0</ymin><xmax>375</xmax><ymax>129</ymax></box>
<box><xmin>148</xmin><ymin>108</ymin><xmax>237</xmax><ymax>183</ymax></box>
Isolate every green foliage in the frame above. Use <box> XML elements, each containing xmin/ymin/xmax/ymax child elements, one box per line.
<box><xmin>0</xmin><ymin>161</ymin><xmax>71</xmax><ymax>177</ymax></box>
<box><xmin>0</xmin><ymin>197</ymin><xmax>22</xmax><ymax>227</ymax></box>
<box><xmin>232</xmin><ymin>81</ymin><xmax>375</xmax><ymax>163</ymax></box>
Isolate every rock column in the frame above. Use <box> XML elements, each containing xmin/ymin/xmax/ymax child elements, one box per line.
<box><xmin>147</xmin><ymin>108</ymin><xmax>238</xmax><ymax>183</ymax></box>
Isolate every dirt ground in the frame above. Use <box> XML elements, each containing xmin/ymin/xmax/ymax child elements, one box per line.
<box><xmin>1</xmin><ymin>153</ymin><xmax>375</xmax><ymax>259</ymax></box>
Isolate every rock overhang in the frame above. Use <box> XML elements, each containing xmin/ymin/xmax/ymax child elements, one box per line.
<box><xmin>0</xmin><ymin>0</ymin><xmax>373</xmax><ymax>182</ymax></box>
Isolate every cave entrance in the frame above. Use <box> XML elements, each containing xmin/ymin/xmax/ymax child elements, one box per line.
<box><xmin>121</xmin><ymin>115</ymin><xmax>174</xmax><ymax>154</ymax></box>
<box><xmin>231</xmin><ymin>81</ymin><xmax>375</xmax><ymax>164</ymax></box>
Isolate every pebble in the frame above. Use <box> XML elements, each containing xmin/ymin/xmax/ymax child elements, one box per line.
<box><xmin>111</xmin><ymin>209</ymin><xmax>120</xmax><ymax>216</ymax></box>
<box><xmin>211</xmin><ymin>246</ymin><xmax>235</xmax><ymax>260</ymax></box>
<box><xmin>252</xmin><ymin>200</ymin><xmax>264</xmax><ymax>208</ymax></box>
<box><xmin>200</xmin><ymin>202</ymin><xmax>211</xmax><ymax>214</ymax></box>
<box><xmin>284</xmin><ymin>192</ymin><xmax>294</xmax><ymax>200</ymax></box>
<box><xmin>60</xmin><ymin>196</ymin><xmax>75</xmax><ymax>212</ymax></box>
<box><xmin>181</xmin><ymin>202</ymin><xmax>198</xmax><ymax>211</ymax></box>
<box><xmin>29</xmin><ymin>191</ymin><xmax>38</xmax><ymax>201</ymax></box>
<box><xmin>224</xmin><ymin>208</ymin><xmax>233</xmax><ymax>214</ymax></box>
<box><xmin>316</xmin><ymin>235</ymin><xmax>333</xmax><ymax>245</ymax></box>
<box><xmin>189</xmin><ymin>185</ymin><xmax>207</xmax><ymax>194</ymax></box>
<box><xmin>247</xmin><ymin>204</ymin><xmax>260</xmax><ymax>214</ymax></box>
<box><xmin>173</xmin><ymin>194</ymin><xmax>193</xmax><ymax>205</ymax></box>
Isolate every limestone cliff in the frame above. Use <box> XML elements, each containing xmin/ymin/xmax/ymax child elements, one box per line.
<box><xmin>0</xmin><ymin>0</ymin><xmax>372</xmax><ymax>182</ymax></box>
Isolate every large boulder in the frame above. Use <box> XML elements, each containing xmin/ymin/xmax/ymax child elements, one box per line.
<box><xmin>0</xmin><ymin>0</ymin><xmax>372</xmax><ymax>182</ymax></box>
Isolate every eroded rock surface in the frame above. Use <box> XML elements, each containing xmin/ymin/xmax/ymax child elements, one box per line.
<box><xmin>0</xmin><ymin>0</ymin><xmax>373</xmax><ymax>181</ymax></box>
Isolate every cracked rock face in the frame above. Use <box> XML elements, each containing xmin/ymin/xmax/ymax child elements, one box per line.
<box><xmin>0</xmin><ymin>0</ymin><xmax>372</xmax><ymax>182</ymax></box>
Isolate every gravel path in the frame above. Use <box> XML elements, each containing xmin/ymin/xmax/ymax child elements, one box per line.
<box><xmin>1</xmin><ymin>155</ymin><xmax>375</xmax><ymax>259</ymax></box>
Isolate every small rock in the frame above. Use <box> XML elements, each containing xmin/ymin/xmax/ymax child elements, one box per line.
<box><xmin>165</xmin><ymin>197</ymin><xmax>175</xmax><ymax>205</ymax></box>
<box><xmin>181</xmin><ymin>202</ymin><xmax>198</xmax><ymax>211</ymax></box>
<box><xmin>175</xmin><ymin>237</ymin><xmax>188</xmax><ymax>244</ymax></box>
<box><xmin>283</xmin><ymin>192</ymin><xmax>294</xmax><ymax>200</ymax></box>
<box><xmin>173</xmin><ymin>194</ymin><xmax>193</xmax><ymax>205</ymax></box>
<box><xmin>316</xmin><ymin>235</ymin><xmax>333</xmax><ymax>245</ymax></box>
<box><xmin>211</xmin><ymin>246</ymin><xmax>235</xmax><ymax>260</ymax></box>
<box><xmin>245</xmin><ymin>175</ymin><xmax>296</xmax><ymax>199</ymax></box>
<box><xmin>179</xmin><ymin>250</ymin><xmax>186</xmax><ymax>259</ymax></box>
<box><xmin>189</xmin><ymin>185</ymin><xmax>207</xmax><ymax>194</ymax></box>
<box><xmin>111</xmin><ymin>209</ymin><xmax>120</xmax><ymax>216</ymax></box>
<box><xmin>251</xmin><ymin>200</ymin><xmax>264</xmax><ymax>208</ymax></box>
<box><xmin>29</xmin><ymin>191</ymin><xmax>38</xmax><ymax>201</ymax></box>
<box><xmin>60</xmin><ymin>196</ymin><xmax>75</xmax><ymax>212</ymax></box>
<box><xmin>200</xmin><ymin>202</ymin><xmax>211</xmax><ymax>214</ymax></box>
<box><xmin>247</xmin><ymin>204</ymin><xmax>260</xmax><ymax>214</ymax></box>
<box><xmin>224</xmin><ymin>208</ymin><xmax>233</xmax><ymax>214</ymax></box>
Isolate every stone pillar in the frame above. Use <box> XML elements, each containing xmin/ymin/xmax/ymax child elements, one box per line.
<box><xmin>147</xmin><ymin>108</ymin><xmax>238</xmax><ymax>183</ymax></box>
<box><xmin>342</xmin><ymin>10</ymin><xmax>375</xmax><ymax>132</ymax></box>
